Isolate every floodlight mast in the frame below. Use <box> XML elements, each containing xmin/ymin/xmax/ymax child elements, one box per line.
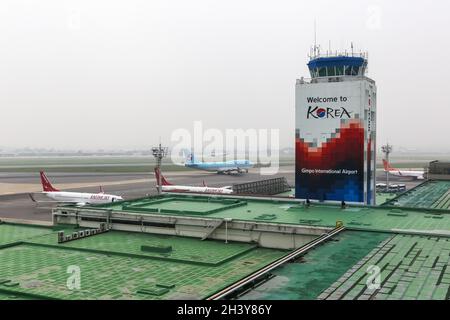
<box><xmin>152</xmin><ymin>144</ymin><xmax>168</xmax><ymax>194</ymax></box>
<box><xmin>381</xmin><ymin>143</ymin><xmax>393</xmax><ymax>190</ymax></box>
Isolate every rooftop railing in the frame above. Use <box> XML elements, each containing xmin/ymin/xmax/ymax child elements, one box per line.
<box><xmin>296</xmin><ymin>75</ymin><xmax>375</xmax><ymax>84</ymax></box>
<box><xmin>308</xmin><ymin>51</ymin><xmax>368</xmax><ymax>61</ymax></box>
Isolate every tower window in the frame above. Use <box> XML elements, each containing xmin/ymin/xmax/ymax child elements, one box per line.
<box><xmin>345</xmin><ymin>66</ymin><xmax>352</xmax><ymax>75</ymax></box>
<box><xmin>327</xmin><ymin>66</ymin><xmax>336</xmax><ymax>76</ymax></box>
<box><xmin>318</xmin><ymin>67</ymin><xmax>326</xmax><ymax>77</ymax></box>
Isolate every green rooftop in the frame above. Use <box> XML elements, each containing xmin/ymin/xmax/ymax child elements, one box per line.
<box><xmin>376</xmin><ymin>192</ymin><xmax>398</xmax><ymax>205</ymax></box>
<box><xmin>240</xmin><ymin>231</ymin><xmax>390</xmax><ymax>300</ymax></box>
<box><xmin>4</xmin><ymin>178</ymin><xmax>450</xmax><ymax>300</ymax></box>
<box><xmin>384</xmin><ymin>180</ymin><xmax>450</xmax><ymax>209</ymax></box>
<box><xmin>0</xmin><ymin>223</ymin><xmax>286</xmax><ymax>300</ymax></box>
<box><xmin>319</xmin><ymin>234</ymin><xmax>450</xmax><ymax>300</ymax></box>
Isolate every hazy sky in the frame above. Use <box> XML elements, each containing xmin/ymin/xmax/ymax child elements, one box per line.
<box><xmin>1</xmin><ymin>0</ymin><xmax>449</xmax><ymax>150</ymax></box>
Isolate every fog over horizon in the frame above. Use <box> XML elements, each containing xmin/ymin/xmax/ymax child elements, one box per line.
<box><xmin>1</xmin><ymin>0</ymin><xmax>449</xmax><ymax>152</ymax></box>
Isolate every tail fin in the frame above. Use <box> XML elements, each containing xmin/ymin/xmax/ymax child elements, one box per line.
<box><xmin>186</xmin><ymin>153</ymin><xmax>197</xmax><ymax>165</ymax></box>
<box><xmin>99</xmin><ymin>186</ymin><xmax>105</xmax><ymax>194</ymax></box>
<box><xmin>39</xmin><ymin>171</ymin><xmax>59</xmax><ymax>192</ymax></box>
<box><xmin>382</xmin><ymin>159</ymin><xmax>395</xmax><ymax>171</ymax></box>
<box><xmin>154</xmin><ymin>168</ymin><xmax>172</xmax><ymax>186</ymax></box>
<box><xmin>202</xmin><ymin>180</ymin><xmax>207</xmax><ymax>187</ymax></box>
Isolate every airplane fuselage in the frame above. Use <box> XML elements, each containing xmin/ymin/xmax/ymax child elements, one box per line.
<box><xmin>185</xmin><ymin>160</ymin><xmax>253</xmax><ymax>173</ymax></box>
<box><xmin>43</xmin><ymin>191</ymin><xmax>123</xmax><ymax>205</ymax></box>
<box><xmin>161</xmin><ymin>185</ymin><xmax>233</xmax><ymax>194</ymax></box>
<box><xmin>382</xmin><ymin>159</ymin><xmax>424</xmax><ymax>180</ymax></box>
<box><xmin>385</xmin><ymin>169</ymin><xmax>424</xmax><ymax>180</ymax></box>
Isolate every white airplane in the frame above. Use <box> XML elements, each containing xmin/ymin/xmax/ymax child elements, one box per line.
<box><xmin>154</xmin><ymin>168</ymin><xmax>233</xmax><ymax>194</ymax></box>
<box><xmin>382</xmin><ymin>159</ymin><xmax>425</xmax><ymax>180</ymax></box>
<box><xmin>29</xmin><ymin>171</ymin><xmax>124</xmax><ymax>206</ymax></box>
<box><xmin>184</xmin><ymin>152</ymin><xmax>254</xmax><ymax>175</ymax></box>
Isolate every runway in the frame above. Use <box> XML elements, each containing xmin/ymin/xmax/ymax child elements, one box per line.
<box><xmin>0</xmin><ymin>168</ymin><xmax>421</xmax><ymax>222</ymax></box>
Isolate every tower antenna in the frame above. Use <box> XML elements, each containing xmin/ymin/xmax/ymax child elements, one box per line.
<box><xmin>314</xmin><ymin>19</ymin><xmax>317</xmax><ymax>56</ymax></box>
<box><xmin>152</xmin><ymin>142</ymin><xmax>168</xmax><ymax>195</ymax></box>
<box><xmin>381</xmin><ymin>143</ymin><xmax>393</xmax><ymax>190</ymax></box>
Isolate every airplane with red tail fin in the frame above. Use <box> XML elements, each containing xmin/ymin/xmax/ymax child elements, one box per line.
<box><xmin>154</xmin><ymin>168</ymin><xmax>233</xmax><ymax>194</ymax></box>
<box><xmin>382</xmin><ymin>159</ymin><xmax>424</xmax><ymax>180</ymax></box>
<box><xmin>29</xmin><ymin>171</ymin><xmax>124</xmax><ymax>206</ymax></box>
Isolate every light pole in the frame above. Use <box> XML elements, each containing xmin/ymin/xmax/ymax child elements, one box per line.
<box><xmin>152</xmin><ymin>144</ymin><xmax>168</xmax><ymax>195</ymax></box>
<box><xmin>381</xmin><ymin>143</ymin><xmax>392</xmax><ymax>192</ymax></box>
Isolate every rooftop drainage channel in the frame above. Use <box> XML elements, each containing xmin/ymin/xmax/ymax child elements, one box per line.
<box><xmin>206</xmin><ymin>226</ymin><xmax>345</xmax><ymax>300</ymax></box>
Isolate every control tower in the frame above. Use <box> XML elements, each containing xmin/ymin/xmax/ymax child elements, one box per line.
<box><xmin>295</xmin><ymin>48</ymin><xmax>377</xmax><ymax>205</ymax></box>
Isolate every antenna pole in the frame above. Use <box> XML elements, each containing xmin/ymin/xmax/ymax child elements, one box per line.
<box><xmin>314</xmin><ymin>19</ymin><xmax>317</xmax><ymax>56</ymax></box>
<box><xmin>381</xmin><ymin>143</ymin><xmax>393</xmax><ymax>191</ymax></box>
<box><xmin>152</xmin><ymin>143</ymin><xmax>168</xmax><ymax>195</ymax></box>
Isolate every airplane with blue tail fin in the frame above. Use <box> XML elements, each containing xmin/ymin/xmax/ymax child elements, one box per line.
<box><xmin>184</xmin><ymin>153</ymin><xmax>254</xmax><ymax>174</ymax></box>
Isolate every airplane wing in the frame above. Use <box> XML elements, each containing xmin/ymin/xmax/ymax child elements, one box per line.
<box><xmin>28</xmin><ymin>193</ymin><xmax>37</xmax><ymax>202</ymax></box>
<box><xmin>30</xmin><ymin>199</ymin><xmax>82</xmax><ymax>204</ymax></box>
<box><xmin>29</xmin><ymin>194</ymin><xmax>87</xmax><ymax>206</ymax></box>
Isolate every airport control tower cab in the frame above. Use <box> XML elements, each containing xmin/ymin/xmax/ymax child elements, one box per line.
<box><xmin>295</xmin><ymin>47</ymin><xmax>377</xmax><ymax>205</ymax></box>
<box><xmin>307</xmin><ymin>51</ymin><xmax>368</xmax><ymax>81</ymax></box>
